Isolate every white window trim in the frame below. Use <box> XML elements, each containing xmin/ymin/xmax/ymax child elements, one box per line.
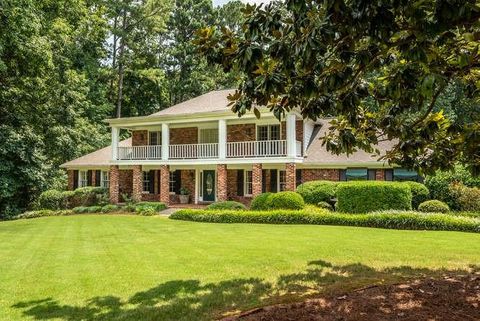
<box><xmin>101</xmin><ymin>171</ymin><xmax>110</xmax><ymax>188</ymax></box>
<box><xmin>278</xmin><ymin>170</ymin><xmax>286</xmax><ymax>192</ymax></box>
<box><xmin>256</xmin><ymin>123</ymin><xmax>282</xmax><ymax>141</ymax></box>
<box><xmin>169</xmin><ymin>171</ymin><xmax>176</xmax><ymax>195</ymax></box>
<box><xmin>244</xmin><ymin>170</ymin><xmax>253</xmax><ymax>196</ymax></box>
<box><xmin>142</xmin><ymin>171</ymin><xmax>151</xmax><ymax>194</ymax></box>
<box><xmin>148</xmin><ymin>131</ymin><xmax>161</xmax><ymax>146</ymax></box>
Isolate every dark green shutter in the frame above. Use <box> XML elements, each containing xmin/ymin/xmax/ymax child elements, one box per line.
<box><xmin>339</xmin><ymin>170</ymin><xmax>347</xmax><ymax>181</ymax></box>
<box><xmin>385</xmin><ymin>169</ymin><xmax>393</xmax><ymax>181</ymax></box>
<box><xmin>237</xmin><ymin>170</ymin><xmax>244</xmax><ymax>196</ymax></box>
<box><xmin>270</xmin><ymin>169</ymin><xmax>278</xmax><ymax>192</ymax></box>
<box><xmin>149</xmin><ymin>171</ymin><xmax>155</xmax><ymax>194</ymax></box>
<box><xmin>262</xmin><ymin>170</ymin><xmax>267</xmax><ymax>193</ymax></box>
<box><xmin>87</xmin><ymin>170</ymin><xmax>93</xmax><ymax>186</ymax></box>
<box><xmin>95</xmin><ymin>170</ymin><xmax>101</xmax><ymax>187</ymax></box>
<box><xmin>296</xmin><ymin>169</ymin><xmax>302</xmax><ymax>187</ymax></box>
<box><xmin>368</xmin><ymin>169</ymin><xmax>376</xmax><ymax>180</ymax></box>
<box><xmin>174</xmin><ymin>170</ymin><xmax>181</xmax><ymax>194</ymax></box>
<box><xmin>73</xmin><ymin>170</ymin><xmax>79</xmax><ymax>189</ymax></box>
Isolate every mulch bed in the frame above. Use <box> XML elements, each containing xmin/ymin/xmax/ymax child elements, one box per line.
<box><xmin>223</xmin><ymin>274</ymin><xmax>480</xmax><ymax>321</ymax></box>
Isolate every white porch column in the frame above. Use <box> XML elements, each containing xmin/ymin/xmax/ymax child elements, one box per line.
<box><xmin>161</xmin><ymin>123</ymin><xmax>170</xmax><ymax>160</ymax></box>
<box><xmin>111</xmin><ymin>126</ymin><xmax>120</xmax><ymax>160</ymax></box>
<box><xmin>286</xmin><ymin>113</ymin><xmax>297</xmax><ymax>157</ymax></box>
<box><xmin>218</xmin><ymin>119</ymin><xmax>227</xmax><ymax>159</ymax></box>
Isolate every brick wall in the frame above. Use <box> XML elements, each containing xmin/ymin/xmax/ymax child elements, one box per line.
<box><xmin>132</xmin><ymin>165</ymin><xmax>142</xmax><ymax>202</ymax></box>
<box><xmin>170</xmin><ymin>127</ymin><xmax>198</xmax><ymax>145</ymax></box>
<box><xmin>227</xmin><ymin>124</ymin><xmax>256</xmax><ymax>142</ymax></box>
<box><xmin>67</xmin><ymin>170</ymin><xmax>74</xmax><ymax>191</ymax></box>
<box><xmin>302</xmin><ymin>169</ymin><xmax>340</xmax><ymax>182</ymax></box>
<box><xmin>109</xmin><ymin>165</ymin><xmax>120</xmax><ymax>204</ymax></box>
<box><xmin>160</xmin><ymin>165</ymin><xmax>170</xmax><ymax>204</ymax></box>
<box><xmin>285</xmin><ymin>163</ymin><xmax>296</xmax><ymax>191</ymax></box>
<box><xmin>217</xmin><ymin>165</ymin><xmax>227</xmax><ymax>202</ymax></box>
<box><xmin>132</xmin><ymin>130</ymin><xmax>148</xmax><ymax>146</ymax></box>
<box><xmin>252</xmin><ymin>164</ymin><xmax>263</xmax><ymax>197</ymax></box>
<box><xmin>118</xmin><ymin>169</ymin><xmax>133</xmax><ymax>201</ymax></box>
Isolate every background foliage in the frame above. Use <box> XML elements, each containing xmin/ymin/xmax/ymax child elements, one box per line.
<box><xmin>0</xmin><ymin>0</ymin><xmax>245</xmax><ymax>217</ymax></box>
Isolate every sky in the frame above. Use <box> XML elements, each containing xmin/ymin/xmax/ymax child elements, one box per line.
<box><xmin>213</xmin><ymin>0</ymin><xmax>271</xmax><ymax>7</ymax></box>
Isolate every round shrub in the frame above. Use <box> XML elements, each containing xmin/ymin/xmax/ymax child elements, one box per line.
<box><xmin>449</xmin><ymin>183</ymin><xmax>480</xmax><ymax>211</ymax></box>
<box><xmin>38</xmin><ymin>190</ymin><xmax>66</xmax><ymax>210</ymax></box>
<box><xmin>296</xmin><ymin>181</ymin><xmax>337</xmax><ymax>204</ymax></box>
<box><xmin>403</xmin><ymin>182</ymin><xmax>429</xmax><ymax>209</ymax></box>
<box><xmin>317</xmin><ymin>201</ymin><xmax>333</xmax><ymax>211</ymax></box>
<box><xmin>251</xmin><ymin>193</ymin><xmax>273</xmax><ymax>210</ymax></box>
<box><xmin>207</xmin><ymin>201</ymin><xmax>246</xmax><ymax>210</ymax></box>
<box><xmin>418</xmin><ymin>200</ymin><xmax>450</xmax><ymax>213</ymax></box>
<box><xmin>336</xmin><ymin>181</ymin><xmax>412</xmax><ymax>213</ymax></box>
<box><xmin>266</xmin><ymin>191</ymin><xmax>305</xmax><ymax>210</ymax></box>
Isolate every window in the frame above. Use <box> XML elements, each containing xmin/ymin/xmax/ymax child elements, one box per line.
<box><xmin>101</xmin><ymin>171</ymin><xmax>110</xmax><ymax>188</ymax></box>
<box><xmin>143</xmin><ymin>171</ymin><xmax>150</xmax><ymax>193</ymax></box>
<box><xmin>169</xmin><ymin>171</ymin><xmax>176</xmax><ymax>194</ymax></box>
<box><xmin>257</xmin><ymin>124</ymin><xmax>280</xmax><ymax>141</ymax></box>
<box><xmin>79</xmin><ymin>171</ymin><xmax>88</xmax><ymax>187</ymax></box>
<box><xmin>279</xmin><ymin>170</ymin><xmax>286</xmax><ymax>191</ymax></box>
<box><xmin>393</xmin><ymin>168</ymin><xmax>420</xmax><ymax>182</ymax></box>
<box><xmin>149</xmin><ymin>131</ymin><xmax>161</xmax><ymax>145</ymax></box>
<box><xmin>245</xmin><ymin>170</ymin><xmax>253</xmax><ymax>195</ymax></box>
<box><xmin>199</xmin><ymin>128</ymin><xmax>218</xmax><ymax>144</ymax></box>
<box><xmin>346</xmin><ymin>168</ymin><xmax>368</xmax><ymax>181</ymax></box>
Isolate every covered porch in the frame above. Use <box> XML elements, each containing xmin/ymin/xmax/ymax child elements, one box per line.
<box><xmin>108</xmin><ymin>163</ymin><xmax>299</xmax><ymax>206</ymax></box>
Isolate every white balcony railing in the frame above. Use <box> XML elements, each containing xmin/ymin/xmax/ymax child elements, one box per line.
<box><xmin>227</xmin><ymin>140</ymin><xmax>288</xmax><ymax>158</ymax></box>
<box><xmin>118</xmin><ymin>145</ymin><xmax>162</xmax><ymax>160</ymax></box>
<box><xmin>116</xmin><ymin>141</ymin><xmax>302</xmax><ymax>160</ymax></box>
<box><xmin>169</xmin><ymin>143</ymin><xmax>218</xmax><ymax>159</ymax></box>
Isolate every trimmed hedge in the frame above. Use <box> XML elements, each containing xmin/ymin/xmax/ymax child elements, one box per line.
<box><xmin>250</xmin><ymin>193</ymin><xmax>273</xmax><ymax>210</ymax></box>
<box><xmin>170</xmin><ymin>209</ymin><xmax>480</xmax><ymax>233</ymax></box>
<box><xmin>38</xmin><ymin>190</ymin><xmax>65</xmax><ymax>210</ymax></box>
<box><xmin>403</xmin><ymin>182</ymin><xmax>430</xmax><ymax>209</ymax></box>
<box><xmin>449</xmin><ymin>183</ymin><xmax>480</xmax><ymax>212</ymax></box>
<box><xmin>418</xmin><ymin>200</ymin><xmax>450</xmax><ymax>213</ymax></box>
<box><xmin>207</xmin><ymin>201</ymin><xmax>247</xmax><ymax>210</ymax></box>
<box><xmin>37</xmin><ymin>187</ymin><xmax>108</xmax><ymax>210</ymax></box>
<box><xmin>296</xmin><ymin>181</ymin><xmax>337</xmax><ymax>204</ymax></box>
<box><xmin>336</xmin><ymin>182</ymin><xmax>412</xmax><ymax>213</ymax></box>
<box><xmin>135</xmin><ymin>202</ymin><xmax>167</xmax><ymax>212</ymax></box>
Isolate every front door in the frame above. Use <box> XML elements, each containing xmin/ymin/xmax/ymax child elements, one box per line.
<box><xmin>203</xmin><ymin>170</ymin><xmax>215</xmax><ymax>202</ymax></box>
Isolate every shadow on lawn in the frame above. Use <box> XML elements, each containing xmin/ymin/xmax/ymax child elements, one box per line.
<box><xmin>12</xmin><ymin>261</ymin><xmax>480</xmax><ymax>321</ymax></box>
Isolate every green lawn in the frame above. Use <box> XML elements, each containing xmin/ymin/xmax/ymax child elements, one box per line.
<box><xmin>1</xmin><ymin>215</ymin><xmax>480</xmax><ymax>321</ymax></box>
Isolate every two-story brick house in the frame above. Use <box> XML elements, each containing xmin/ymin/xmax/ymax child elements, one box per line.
<box><xmin>61</xmin><ymin>89</ymin><xmax>420</xmax><ymax>205</ymax></box>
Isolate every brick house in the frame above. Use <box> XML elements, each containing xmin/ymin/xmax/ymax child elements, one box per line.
<box><xmin>61</xmin><ymin>89</ymin><xmax>420</xmax><ymax>206</ymax></box>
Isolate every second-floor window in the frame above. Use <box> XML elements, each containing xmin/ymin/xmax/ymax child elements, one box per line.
<box><xmin>149</xmin><ymin>131</ymin><xmax>161</xmax><ymax>145</ymax></box>
<box><xmin>79</xmin><ymin>171</ymin><xmax>88</xmax><ymax>187</ymax></box>
<box><xmin>258</xmin><ymin>124</ymin><xmax>280</xmax><ymax>141</ymax></box>
<box><xmin>143</xmin><ymin>171</ymin><xmax>150</xmax><ymax>192</ymax></box>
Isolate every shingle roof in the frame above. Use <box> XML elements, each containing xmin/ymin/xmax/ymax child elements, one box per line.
<box><xmin>303</xmin><ymin>120</ymin><xmax>395</xmax><ymax>166</ymax></box>
<box><xmin>60</xmin><ymin>138</ymin><xmax>131</xmax><ymax>168</ymax></box>
<box><xmin>149</xmin><ymin>89</ymin><xmax>235</xmax><ymax>117</ymax></box>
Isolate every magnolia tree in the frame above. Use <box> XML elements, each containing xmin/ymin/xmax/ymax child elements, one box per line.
<box><xmin>196</xmin><ymin>0</ymin><xmax>480</xmax><ymax>174</ymax></box>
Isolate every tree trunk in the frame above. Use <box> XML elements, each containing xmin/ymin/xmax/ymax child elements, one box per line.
<box><xmin>109</xmin><ymin>15</ymin><xmax>118</xmax><ymax>104</ymax></box>
<box><xmin>116</xmin><ymin>7</ymin><xmax>128</xmax><ymax>118</ymax></box>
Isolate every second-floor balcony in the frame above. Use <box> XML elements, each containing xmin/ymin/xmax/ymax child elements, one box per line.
<box><xmin>117</xmin><ymin>140</ymin><xmax>302</xmax><ymax>161</ymax></box>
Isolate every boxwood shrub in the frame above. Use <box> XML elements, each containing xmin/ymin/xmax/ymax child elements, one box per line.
<box><xmin>336</xmin><ymin>181</ymin><xmax>412</xmax><ymax>213</ymax></box>
<box><xmin>207</xmin><ymin>201</ymin><xmax>246</xmax><ymax>210</ymax></box>
<box><xmin>135</xmin><ymin>202</ymin><xmax>167</xmax><ymax>212</ymax></box>
<box><xmin>418</xmin><ymin>200</ymin><xmax>450</xmax><ymax>213</ymax></box>
<box><xmin>170</xmin><ymin>209</ymin><xmax>480</xmax><ymax>233</ymax></box>
<box><xmin>296</xmin><ymin>181</ymin><xmax>338</xmax><ymax>204</ymax></box>
<box><xmin>250</xmin><ymin>193</ymin><xmax>273</xmax><ymax>210</ymax></box>
<box><xmin>266</xmin><ymin>191</ymin><xmax>305</xmax><ymax>210</ymax></box>
<box><xmin>38</xmin><ymin>190</ymin><xmax>66</xmax><ymax>210</ymax></box>
<box><xmin>403</xmin><ymin>182</ymin><xmax>430</xmax><ymax>209</ymax></box>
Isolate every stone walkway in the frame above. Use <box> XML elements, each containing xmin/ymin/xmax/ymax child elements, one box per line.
<box><xmin>159</xmin><ymin>208</ymin><xmax>179</xmax><ymax>216</ymax></box>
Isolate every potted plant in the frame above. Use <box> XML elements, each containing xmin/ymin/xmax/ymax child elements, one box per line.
<box><xmin>178</xmin><ymin>187</ymin><xmax>190</xmax><ymax>204</ymax></box>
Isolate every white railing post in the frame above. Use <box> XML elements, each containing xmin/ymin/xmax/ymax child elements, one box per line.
<box><xmin>111</xmin><ymin>126</ymin><xmax>119</xmax><ymax>160</ymax></box>
<box><xmin>218</xmin><ymin>119</ymin><xmax>227</xmax><ymax>160</ymax></box>
<box><xmin>161</xmin><ymin>123</ymin><xmax>169</xmax><ymax>160</ymax></box>
<box><xmin>286</xmin><ymin>113</ymin><xmax>297</xmax><ymax>157</ymax></box>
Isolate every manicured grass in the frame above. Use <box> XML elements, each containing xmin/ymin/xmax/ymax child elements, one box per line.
<box><xmin>1</xmin><ymin>215</ymin><xmax>480</xmax><ymax>321</ymax></box>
